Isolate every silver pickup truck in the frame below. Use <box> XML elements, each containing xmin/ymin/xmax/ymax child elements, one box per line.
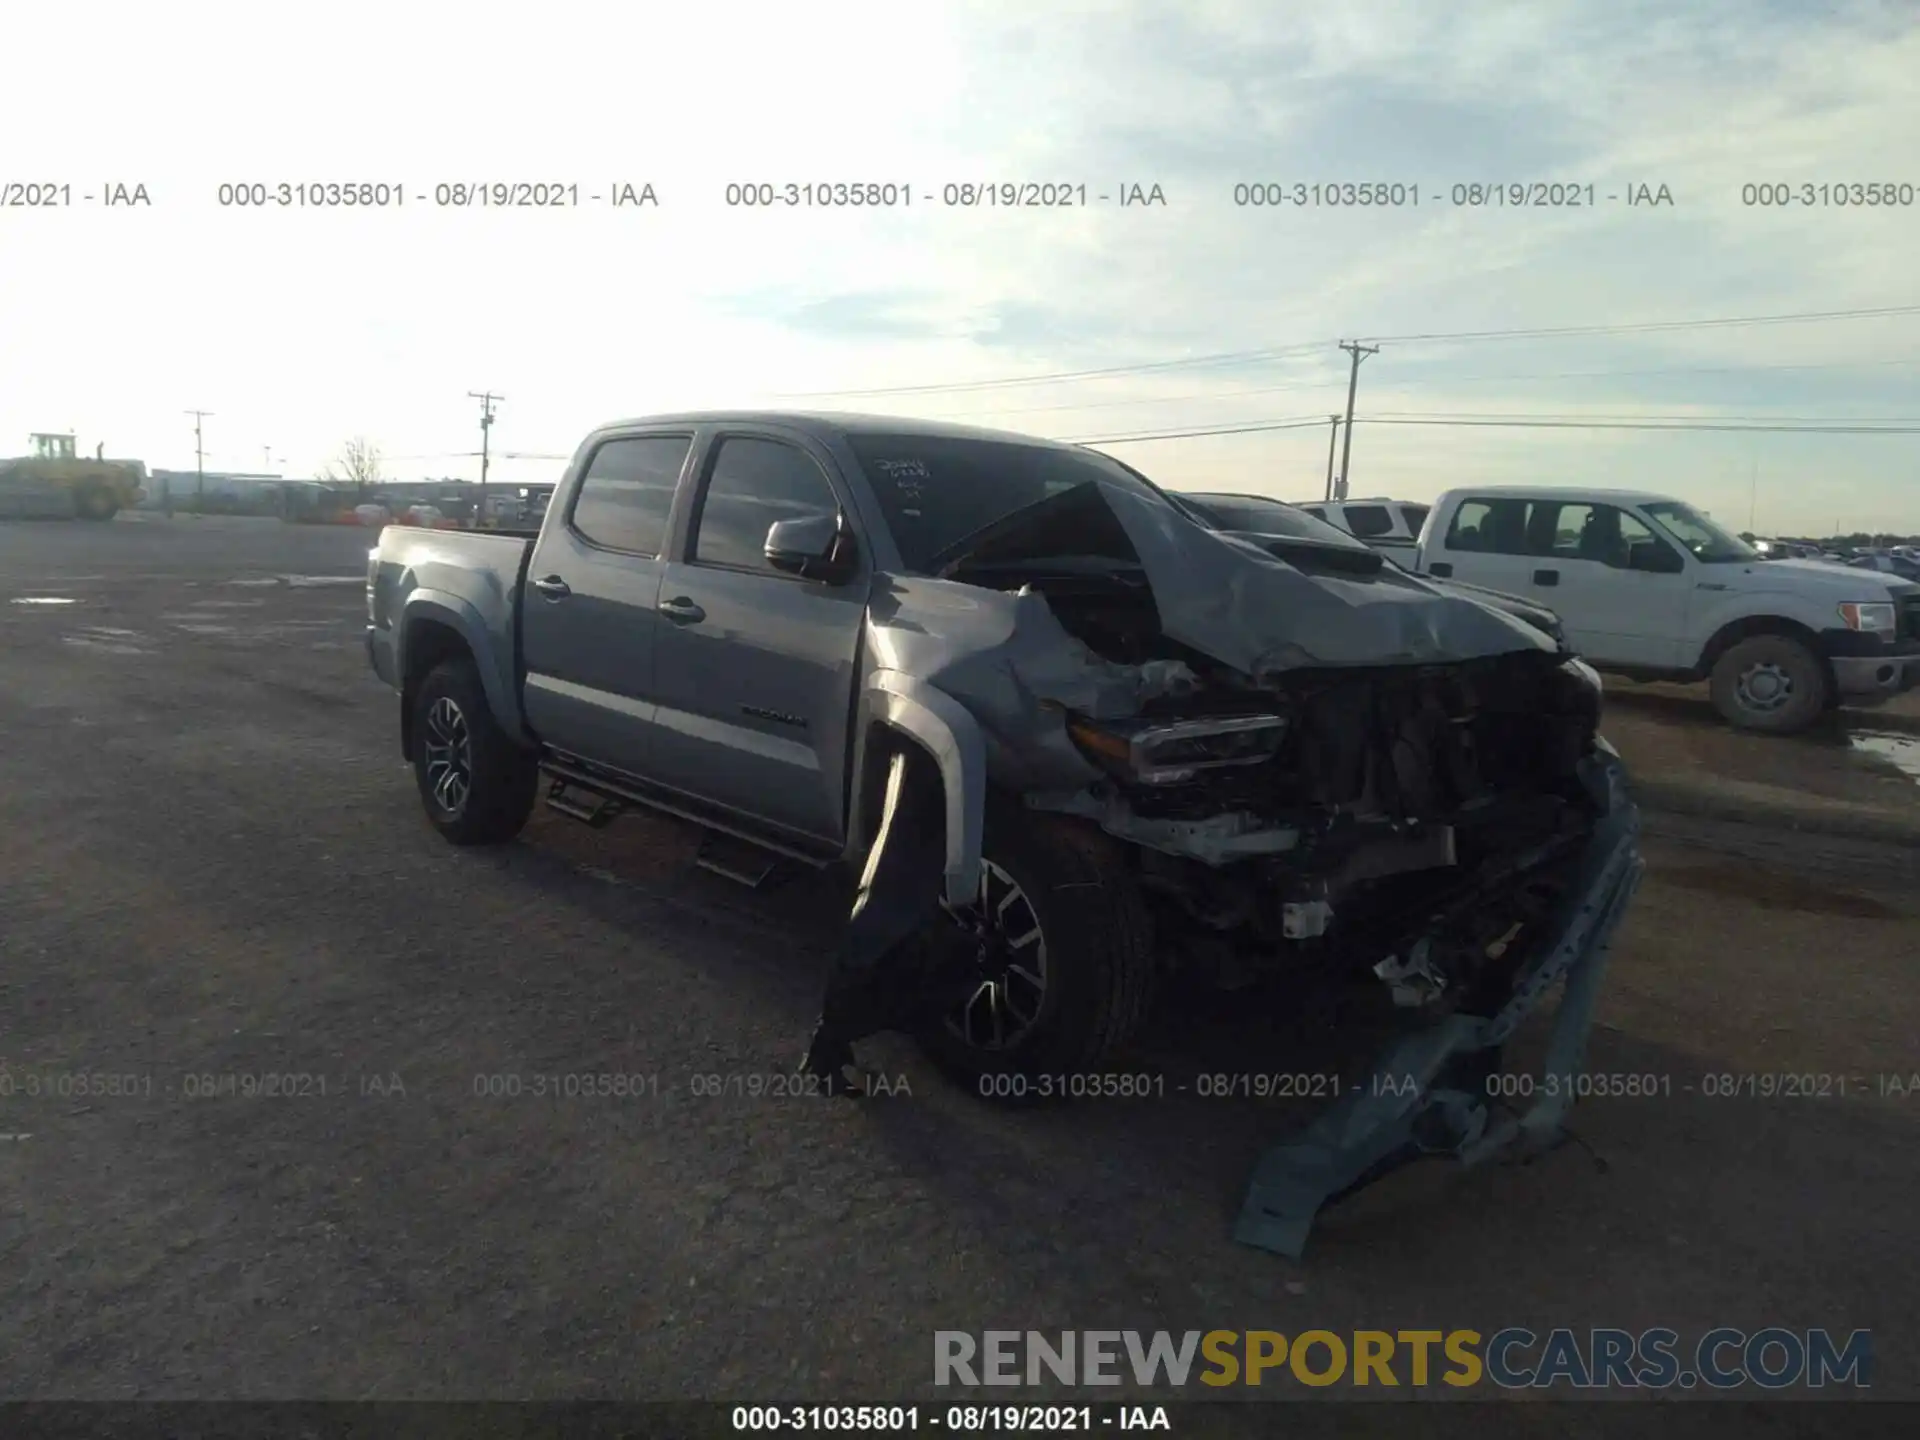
<box><xmin>368</xmin><ymin>411</ymin><xmax>1644</xmax><ymax>1253</ymax></box>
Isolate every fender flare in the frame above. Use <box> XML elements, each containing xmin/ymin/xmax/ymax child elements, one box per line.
<box><xmin>398</xmin><ymin>588</ymin><xmax>530</xmax><ymax>747</ymax></box>
<box><xmin>854</xmin><ymin>670</ymin><xmax>986</xmax><ymax>908</ymax></box>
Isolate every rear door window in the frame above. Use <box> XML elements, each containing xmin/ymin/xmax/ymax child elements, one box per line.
<box><xmin>1444</xmin><ymin>498</ymin><xmax>1531</xmax><ymax>553</ymax></box>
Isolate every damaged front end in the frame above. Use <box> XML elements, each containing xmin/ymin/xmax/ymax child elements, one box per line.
<box><xmin>1232</xmin><ymin>748</ymin><xmax>1641</xmax><ymax>1257</ymax></box>
<box><xmin>1032</xmin><ymin>645</ymin><xmax>1642</xmax><ymax>1257</ymax></box>
<box><xmin>803</xmin><ymin>470</ymin><xmax>1642</xmax><ymax>1254</ymax></box>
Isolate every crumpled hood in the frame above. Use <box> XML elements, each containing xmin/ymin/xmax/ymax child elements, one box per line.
<box><xmin>943</xmin><ymin>479</ymin><xmax>1556</xmax><ymax>682</ymax></box>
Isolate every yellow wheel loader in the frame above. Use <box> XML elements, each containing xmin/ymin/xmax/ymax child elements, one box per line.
<box><xmin>0</xmin><ymin>433</ymin><xmax>148</xmax><ymax>520</ymax></box>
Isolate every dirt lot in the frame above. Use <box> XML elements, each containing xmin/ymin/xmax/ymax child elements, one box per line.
<box><xmin>1</xmin><ymin>516</ymin><xmax>1916</xmax><ymax>1412</ymax></box>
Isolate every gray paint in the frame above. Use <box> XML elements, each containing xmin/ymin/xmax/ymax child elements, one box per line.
<box><xmin>370</xmin><ymin>409</ymin><xmax>1572</xmax><ymax>898</ymax></box>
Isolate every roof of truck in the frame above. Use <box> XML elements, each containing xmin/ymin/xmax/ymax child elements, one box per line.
<box><xmin>1435</xmin><ymin>485</ymin><xmax>1680</xmax><ymax>505</ymax></box>
<box><xmin>592</xmin><ymin>410</ymin><xmax>1082</xmax><ymax>448</ymax></box>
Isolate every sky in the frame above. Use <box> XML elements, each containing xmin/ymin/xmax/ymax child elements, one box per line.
<box><xmin>2</xmin><ymin>0</ymin><xmax>1917</xmax><ymax>536</ymax></box>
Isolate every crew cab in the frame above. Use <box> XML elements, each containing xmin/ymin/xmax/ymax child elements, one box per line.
<box><xmin>1413</xmin><ymin>486</ymin><xmax>1920</xmax><ymax>733</ymax></box>
<box><xmin>366</xmin><ymin>414</ymin><xmax>1644</xmax><ymax>1247</ymax></box>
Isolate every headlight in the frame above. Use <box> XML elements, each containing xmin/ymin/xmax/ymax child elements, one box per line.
<box><xmin>1066</xmin><ymin>713</ymin><xmax>1290</xmax><ymax>786</ymax></box>
<box><xmin>1838</xmin><ymin>601</ymin><xmax>1896</xmax><ymax>634</ymax></box>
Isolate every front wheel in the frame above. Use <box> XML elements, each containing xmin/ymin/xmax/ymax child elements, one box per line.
<box><xmin>410</xmin><ymin>659</ymin><xmax>538</xmax><ymax>844</ymax></box>
<box><xmin>912</xmin><ymin>814</ymin><xmax>1156</xmax><ymax>1097</ymax></box>
<box><xmin>74</xmin><ymin>487</ymin><xmax>119</xmax><ymax>521</ymax></box>
<box><xmin>1709</xmin><ymin>634</ymin><xmax>1829</xmax><ymax>734</ymax></box>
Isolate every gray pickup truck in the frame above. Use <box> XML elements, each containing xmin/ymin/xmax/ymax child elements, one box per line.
<box><xmin>368</xmin><ymin>411</ymin><xmax>1644</xmax><ymax>1252</ymax></box>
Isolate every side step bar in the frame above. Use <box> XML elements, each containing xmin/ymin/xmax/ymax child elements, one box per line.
<box><xmin>545</xmin><ymin>778</ymin><xmax>624</xmax><ymax>828</ymax></box>
<box><xmin>694</xmin><ymin>833</ymin><xmax>785</xmax><ymax>889</ymax></box>
<box><xmin>539</xmin><ymin>761</ymin><xmax>822</xmax><ymax>889</ymax></box>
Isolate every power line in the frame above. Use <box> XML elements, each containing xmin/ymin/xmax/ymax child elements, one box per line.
<box><xmin>1066</xmin><ymin>416</ymin><xmax>1342</xmax><ymax>443</ymax></box>
<box><xmin>767</xmin><ymin>342</ymin><xmax>1335</xmax><ymax>399</ymax></box>
<box><xmin>1364</xmin><ymin>417</ymin><xmax>1920</xmax><ymax>433</ymax></box>
<box><xmin>768</xmin><ymin>303</ymin><xmax>1920</xmax><ymax>400</ymax></box>
<box><xmin>1367</xmin><ymin>410</ymin><xmax>1920</xmax><ymax>423</ymax></box>
<box><xmin>927</xmin><ymin>353</ymin><xmax>1920</xmax><ymax>421</ymax></box>
<box><xmin>1366</xmin><ymin>305</ymin><xmax>1920</xmax><ymax>346</ymax></box>
<box><xmin>1068</xmin><ymin>415</ymin><xmax>1920</xmax><ymax>444</ymax></box>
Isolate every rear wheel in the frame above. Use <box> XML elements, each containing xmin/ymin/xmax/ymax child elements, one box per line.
<box><xmin>74</xmin><ymin>486</ymin><xmax>119</xmax><ymax>521</ymax></box>
<box><xmin>913</xmin><ymin>814</ymin><xmax>1156</xmax><ymax>1098</ymax></box>
<box><xmin>1709</xmin><ymin>634</ymin><xmax>1828</xmax><ymax>734</ymax></box>
<box><xmin>410</xmin><ymin>659</ymin><xmax>538</xmax><ymax>844</ymax></box>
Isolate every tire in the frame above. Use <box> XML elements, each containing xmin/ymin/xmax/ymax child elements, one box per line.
<box><xmin>913</xmin><ymin>812</ymin><xmax>1156</xmax><ymax>1096</ymax></box>
<box><xmin>410</xmin><ymin>658</ymin><xmax>538</xmax><ymax>844</ymax></box>
<box><xmin>74</xmin><ymin>487</ymin><xmax>119</xmax><ymax>521</ymax></box>
<box><xmin>1708</xmin><ymin>634</ymin><xmax>1829</xmax><ymax>734</ymax></box>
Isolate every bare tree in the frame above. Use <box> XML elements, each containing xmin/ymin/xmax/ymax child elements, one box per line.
<box><xmin>321</xmin><ymin>437</ymin><xmax>384</xmax><ymax>502</ymax></box>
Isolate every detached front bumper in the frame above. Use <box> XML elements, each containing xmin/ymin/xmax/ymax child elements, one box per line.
<box><xmin>1234</xmin><ymin>750</ymin><xmax>1644</xmax><ymax>1258</ymax></box>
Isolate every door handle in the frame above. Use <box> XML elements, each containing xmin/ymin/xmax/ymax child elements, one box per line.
<box><xmin>1427</xmin><ymin>562</ymin><xmax>1453</xmax><ymax>577</ymax></box>
<box><xmin>1532</xmin><ymin>568</ymin><xmax>1560</xmax><ymax>587</ymax></box>
<box><xmin>531</xmin><ymin>575</ymin><xmax>571</xmax><ymax>600</ymax></box>
<box><xmin>657</xmin><ymin>596</ymin><xmax>706</xmax><ymax>624</ymax></box>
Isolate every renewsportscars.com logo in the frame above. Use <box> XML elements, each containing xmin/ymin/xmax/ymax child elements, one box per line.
<box><xmin>934</xmin><ymin>1328</ymin><xmax>1872</xmax><ymax>1391</ymax></box>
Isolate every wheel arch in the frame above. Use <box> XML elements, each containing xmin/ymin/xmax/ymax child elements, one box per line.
<box><xmin>847</xmin><ymin>672</ymin><xmax>987</xmax><ymax>909</ymax></box>
<box><xmin>395</xmin><ymin>590</ymin><xmax>529</xmax><ymax>759</ymax></box>
<box><xmin>1695</xmin><ymin>613</ymin><xmax>1831</xmax><ymax>687</ymax></box>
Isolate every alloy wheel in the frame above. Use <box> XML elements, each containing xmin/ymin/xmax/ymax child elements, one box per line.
<box><xmin>422</xmin><ymin>696</ymin><xmax>473</xmax><ymax>815</ymax></box>
<box><xmin>942</xmin><ymin>859</ymin><xmax>1050</xmax><ymax>1051</ymax></box>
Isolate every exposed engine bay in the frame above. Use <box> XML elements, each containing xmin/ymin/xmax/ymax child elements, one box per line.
<box><xmin>944</xmin><ymin>537</ymin><xmax>1608</xmax><ymax>1020</ymax></box>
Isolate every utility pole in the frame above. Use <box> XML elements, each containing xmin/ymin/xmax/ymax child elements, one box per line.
<box><xmin>186</xmin><ymin>410</ymin><xmax>212</xmax><ymax>513</ymax></box>
<box><xmin>468</xmin><ymin>392</ymin><xmax>501</xmax><ymax>520</ymax></box>
<box><xmin>1322</xmin><ymin>415</ymin><xmax>1342</xmax><ymax>502</ymax></box>
<box><xmin>1334</xmin><ymin>342</ymin><xmax>1377</xmax><ymax>502</ymax></box>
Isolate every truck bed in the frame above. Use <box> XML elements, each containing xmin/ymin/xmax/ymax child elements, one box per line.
<box><xmin>384</xmin><ymin>523</ymin><xmax>543</xmax><ymax>540</ymax></box>
<box><xmin>366</xmin><ymin>525</ymin><xmax>538</xmax><ymax>739</ymax></box>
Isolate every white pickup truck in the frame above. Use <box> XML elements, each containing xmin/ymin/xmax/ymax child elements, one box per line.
<box><xmin>1412</xmin><ymin>486</ymin><xmax>1920</xmax><ymax>733</ymax></box>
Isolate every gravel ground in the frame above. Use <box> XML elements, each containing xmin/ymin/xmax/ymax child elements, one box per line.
<box><xmin>1</xmin><ymin>516</ymin><xmax>1915</xmax><ymax>1412</ymax></box>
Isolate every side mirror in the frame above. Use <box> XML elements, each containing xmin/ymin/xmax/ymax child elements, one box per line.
<box><xmin>1626</xmin><ymin>540</ymin><xmax>1683</xmax><ymax>574</ymax></box>
<box><xmin>765</xmin><ymin>512</ymin><xmax>856</xmax><ymax>583</ymax></box>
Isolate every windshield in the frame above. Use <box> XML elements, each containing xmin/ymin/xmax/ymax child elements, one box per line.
<box><xmin>1177</xmin><ymin>492</ymin><xmax>1371</xmax><ymax>549</ymax></box>
<box><xmin>846</xmin><ymin>434</ymin><xmax>1166</xmax><ymax>572</ymax></box>
<box><xmin>1642</xmin><ymin>501</ymin><xmax>1758</xmax><ymax>564</ymax></box>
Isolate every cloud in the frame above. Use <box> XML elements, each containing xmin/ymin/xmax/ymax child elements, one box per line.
<box><xmin>2</xmin><ymin>0</ymin><xmax>1916</xmax><ymax>529</ymax></box>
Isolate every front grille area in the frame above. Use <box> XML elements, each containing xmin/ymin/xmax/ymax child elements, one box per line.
<box><xmin>1901</xmin><ymin>594</ymin><xmax>1920</xmax><ymax>642</ymax></box>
